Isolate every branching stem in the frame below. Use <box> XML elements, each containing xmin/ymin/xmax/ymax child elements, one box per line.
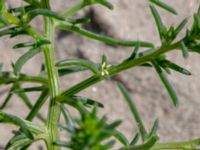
<box><xmin>42</xmin><ymin>1</ymin><xmax>61</xmax><ymax>150</ymax></box>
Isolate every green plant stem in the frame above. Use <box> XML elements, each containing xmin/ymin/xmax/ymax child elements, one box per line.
<box><xmin>151</xmin><ymin>138</ymin><xmax>200</xmax><ymax>150</ymax></box>
<box><xmin>0</xmin><ymin>74</ymin><xmax>48</xmax><ymax>84</ymax></box>
<box><xmin>25</xmin><ymin>90</ymin><xmax>49</xmax><ymax>121</ymax></box>
<box><xmin>58</xmin><ymin>42</ymin><xmax>180</xmax><ymax>100</ymax></box>
<box><xmin>6</xmin><ymin>0</ymin><xmax>61</xmax><ymax>148</ymax></box>
<box><xmin>56</xmin><ymin>22</ymin><xmax>154</xmax><ymax>47</ymax></box>
<box><xmin>44</xmin><ymin>17</ymin><xmax>61</xmax><ymax>150</ymax></box>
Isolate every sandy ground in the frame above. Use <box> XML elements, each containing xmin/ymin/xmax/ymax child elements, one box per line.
<box><xmin>1</xmin><ymin>0</ymin><xmax>200</xmax><ymax>149</ymax></box>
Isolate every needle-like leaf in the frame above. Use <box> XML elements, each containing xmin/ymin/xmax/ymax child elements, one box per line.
<box><xmin>113</xmin><ymin>130</ymin><xmax>129</xmax><ymax>146</ymax></box>
<box><xmin>60</xmin><ymin>105</ymin><xmax>75</xmax><ymax>131</ymax></box>
<box><xmin>14</xmin><ymin>85</ymin><xmax>48</xmax><ymax>93</ymax></box>
<box><xmin>120</xmin><ymin>135</ymin><xmax>158</xmax><ymax>150</ymax></box>
<box><xmin>14</xmin><ymin>47</ymin><xmax>41</xmax><ymax>75</ymax></box>
<box><xmin>9</xmin><ymin>5</ymin><xmax>34</xmax><ymax>14</ymax></box>
<box><xmin>13</xmin><ymin>40</ymin><xmax>50</xmax><ymax>49</ymax></box>
<box><xmin>56</xmin><ymin>58</ymin><xmax>99</xmax><ymax>74</ymax></box>
<box><xmin>0</xmin><ymin>27</ymin><xmax>19</xmax><ymax>37</ymax></box>
<box><xmin>15</xmin><ymin>83</ymin><xmax>45</xmax><ymax>121</ymax></box>
<box><xmin>180</xmin><ymin>41</ymin><xmax>189</xmax><ymax>59</ymax></box>
<box><xmin>96</xmin><ymin>0</ymin><xmax>113</xmax><ymax>10</ymax></box>
<box><xmin>13</xmin><ymin>42</ymin><xmax>34</xmax><ymax>49</ymax></box>
<box><xmin>58</xmin><ymin>66</ymin><xmax>87</xmax><ymax>76</ymax></box>
<box><xmin>159</xmin><ymin>60</ymin><xmax>191</xmax><ymax>75</ymax></box>
<box><xmin>5</xmin><ymin>134</ymin><xmax>27</xmax><ymax>150</ymax></box>
<box><xmin>106</xmin><ymin>120</ymin><xmax>122</xmax><ymax>130</ymax></box>
<box><xmin>126</xmin><ymin>42</ymin><xmax>140</xmax><ymax>61</ymax></box>
<box><xmin>0</xmin><ymin>111</ymin><xmax>33</xmax><ymax>139</ymax></box>
<box><xmin>25</xmin><ymin>90</ymin><xmax>48</xmax><ymax>121</ymax></box>
<box><xmin>130</xmin><ymin>133</ymin><xmax>139</xmax><ymax>145</ymax></box>
<box><xmin>118</xmin><ymin>82</ymin><xmax>148</xmax><ymax>142</ymax></box>
<box><xmin>149</xmin><ymin>5</ymin><xmax>163</xmax><ymax>34</ymax></box>
<box><xmin>69</xmin><ymin>17</ymin><xmax>91</xmax><ymax>25</ymax></box>
<box><xmin>149</xmin><ymin>0</ymin><xmax>177</xmax><ymax>15</ymax></box>
<box><xmin>152</xmin><ymin>60</ymin><xmax>178</xmax><ymax>107</ymax></box>
<box><xmin>7</xmin><ymin>137</ymin><xmax>32</xmax><ymax>150</ymax></box>
<box><xmin>53</xmin><ymin>141</ymin><xmax>70</xmax><ymax>148</ymax></box>
<box><xmin>0</xmin><ymin>72</ymin><xmax>48</xmax><ymax>85</ymax></box>
<box><xmin>84</xmin><ymin>0</ymin><xmax>113</xmax><ymax>10</ymax></box>
<box><xmin>61</xmin><ymin>95</ymin><xmax>104</xmax><ymax>108</ymax></box>
<box><xmin>0</xmin><ymin>84</ymin><xmax>15</xmax><ymax>109</ymax></box>
<box><xmin>26</xmin><ymin>9</ymin><xmax>65</xmax><ymax>22</ymax></box>
<box><xmin>23</xmin><ymin>0</ymin><xmax>40</xmax><ymax>7</ymax></box>
<box><xmin>149</xmin><ymin>5</ymin><xmax>165</xmax><ymax>42</ymax></box>
<box><xmin>194</xmin><ymin>13</ymin><xmax>200</xmax><ymax>29</ymax></box>
<box><xmin>174</xmin><ymin>18</ymin><xmax>188</xmax><ymax>37</ymax></box>
<box><xmin>148</xmin><ymin>119</ymin><xmax>159</xmax><ymax>138</ymax></box>
<box><xmin>56</xmin><ymin>22</ymin><xmax>154</xmax><ymax>48</ymax></box>
<box><xmin>5</xmin><ymin>134</ymin><xmax>33</xmax><ymax>150</ymax></box>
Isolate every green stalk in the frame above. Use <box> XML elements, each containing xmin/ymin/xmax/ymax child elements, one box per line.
<box><xmin>151</xmin><ymin>138</ymin><xmax>200</xmax><ymax>150</ymax></box>
<box><xmin>58</xmin><ymin>42</ymin><xmax>181</xmax><ymax>100</ymax></box>
<box><xmin>42</xmin><ymin>1</ymin><xmax>61</xmax><ymax>149</ymax></box>
<box><xmin>44</xmin><ymin>18</ymin><xmax>61</xmax><ymax>150</ymax></box>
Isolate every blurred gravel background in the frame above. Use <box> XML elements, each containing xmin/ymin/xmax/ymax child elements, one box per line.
<box><xmin>1</xmin><ymin>0</ymin><xmax>200</xmax><ymax>149</ymax></box>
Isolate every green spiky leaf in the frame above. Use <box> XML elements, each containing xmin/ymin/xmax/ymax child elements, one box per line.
<box><xmin>152</xmin><ymin>60</ymin><xmax>178</xmax><ymax>107</ymax></box>
<box><xmin>113</xmin><ymin>130</ymin><xmax>129</xmax><ymax>146</ymax></box>
<box><xmin>180</xmin><ymin>41</ymin><xmax>189</xmax><ymax>59</ymax></box>
<box><xmin>126</xmin><ymin>42</ymin><xmax>140</xmax><ymax>61</ymax></box>
<box><xmin>56</xmin><ymin>58</ymin><xmax>99</xmax><ymax>74</ymax></box>
<box><xmin>0</xmin><ymin>111</ymin><xmax>33</xmax><ymax>139</ymax></box>
<box><xmin>14</xmin><ymin>85</ymin><xmax>48</xmax><ymax>93</ymax></box>
<box><xmin>150</xmin><ymin>5</ymin><xmax>165</xmax><ymax>42</ymax></box>
<box><xmin>61</xmin><ymin>95</ymin><xmax>104</xmax><ymax>108</ymax></box>
<box><xmin>130</xmin><ymin>133</ymin><xmax>139</xmax><ymax>145</ymax></box>
<box><xmin>84</xmin><ymin>0</ymin><xmax>113</xmax><ymax>10</ymax></box>
<box><xmin>159</xmin><ymin>60</ymin><xmax>191</xmax><ymax>75</ymax></box>
<box><xmin>25</xmin><ymin>90</ymin><xmax>48</xmax><ymax>121</ymax></box>
<box><xmin>174</xmin><ymin>18</ymin><xmax>188</xmax><ymax>37</ymax></box>
<box><xmin>58</xmin><ymin>66</ymin><xmax>87</xmax><ymax>76</ymax></box>
<box><xmin>149</xmin><ymin>0</ymin><xmax>177</xmax><ymax>15</ymax></box>
<box><xmin>148</xmin><ymin>119</ymin><xmax>159</xmax><ymax>138</ymax></box>
<box><xmin>14</xmin><ymin>47</ymin><xmax>41</xmax><ymax>75</ymax></box>
<box><xmin>13</xmin><ymin>39</ymin><xmax>50</xmax><ymax>49</ymax></box>
<box><xmin>60</xmin><ymin>105</ymin><xmax>75</xmax><ymax>131</ymax></box>
<box><xmin>56</xmin><ymin>22</ymin><xmax>154</xmax><ymax>48</ymax></box>
<box><xmin>26</xmin><ymin>9</ymin><xmax>65</xmax><ymax>22</ymax></box>
<box><xmin>118</xmin><ymin>82</ymin><xmax>147</xmax><ymax>141</ymax></box>
<box><xmin>120</xmin><ymin>135</ymin><xmax>158</xmax><ymax>150</ymax></box>
<box><xmin>69</xmin><ymin>17</ymin><xmax>91</xmax><ymax>25</ymax></box>
<box><xmin>0</xmin><ymin>85</ymin><xmax>15</xmax><ymax>109</ymax></box>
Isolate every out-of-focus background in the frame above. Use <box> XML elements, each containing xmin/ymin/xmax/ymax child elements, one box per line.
<box><xmin>1</xmin><ymin>0</ymin><xmax>200</xmax><ymax>149</ymax></box>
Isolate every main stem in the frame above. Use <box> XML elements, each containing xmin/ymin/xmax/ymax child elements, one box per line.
<box><xmin>43</xmin><ymin>3</ymin><xmax>61</xmax><ymax>149</ymax></box>
<box><xmin>151</xmin><ymin>138</ymin><xmax>200</xmax><ymax>150</ymax></box>
<box><xmin>58</xmin><ymin>42</ymin><xmax>181</xmax><ymax>100</ymax></box>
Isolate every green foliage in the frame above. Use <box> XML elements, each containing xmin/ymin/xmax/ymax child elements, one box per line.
<box><xmin>149</xmin><ymin>0</ymin><xmax>177</xmax><ymax>15</ymax></box>
<box><xmin>57</xmin><ymin>107</ymin><xmax>120</xmax><ymax>150</ymax></box>
<box><xmin>0</xmin><ymin>111</ymin><xmax>33</xmax><ymax>139</ymax></box>
<box><xmin>118</xmin><ymin>83</ymin><xmax>148</xmax><ymax>142</ymax></box>
<box><xmin>56</xmin><ymin>58</ymin><xmax>99</xmax><ymax>74</ymax></box>
<box><xmin>0</xmin><ymin>0</ymin><xmax>200</xmax><ymax>150</ymax></box>
<box><xmin>83</xmin><ymin>0</ymin><xmax>113</xmax><ymax>10</ymax></box>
